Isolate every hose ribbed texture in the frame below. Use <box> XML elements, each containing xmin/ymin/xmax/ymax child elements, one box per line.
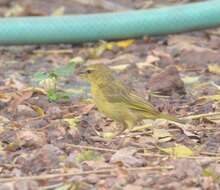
<box><xmin>0</xmin><ymin>0</ymin><xmax>220</xmax><ymax>45</ymax></box>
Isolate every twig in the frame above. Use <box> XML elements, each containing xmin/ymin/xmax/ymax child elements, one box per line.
<box><xmin>0</xmin><ymin>166</ymin><xmax>173</xmax><ymax>183</ymax></box>
<box><xmin>200</xmin><ymin>152</ymin><xmax>220</xmax><ymax>157</ymax></box>
<box><xmin>118</xmin><ymin>131</ymin><xmax>152</xmax><ymax>137</ymax></box>
<box><xmin>131</xmin><ymin>125</ymin><xmax>153</xmax><ymax>132</ymax></box>
<box><xmin>71</xmin><ymin>0</ymin><xmax>130</xmax><ymax>11</ymax></box>
<box><xmin>0</xmin><ymin>170</ymin><xmax>111</xmax><ymax>183</ymax></box>
<box><xmin>33</xmin><ymin>49</ymin><xmax>73</xmax><ymax>54</ymax></box>
<box><xmin>87</xmin><ymin>136</ymin><xmax>112</xmax><ymax>143</ymax></box>
<box><xmin>65</xmin><ymin>144</ymin><xmax>220</xmax><ymax>160</ymax></box>
<box><xmin>65</xmin><ymin>143</ymin><xmax>116</xmax><ymax>153</ymax></box>
<box><xmin>0</xmin><ymin>164</ymin><xmax>20</xmax><ymax>168</ymax></box>
<box><xmin>181</xmin><ymin>112</ymin><xmax>220</xmax><ymax>120</ymax></box>
<box><xmin>18</xmin><ymin>115</ymin><xmax>48</xmax><ymax>124</ymax></box>
<box><xmin>139</xmin><ymin>153</ymin><xmax>220</xmax><ymax>160</ymax></box>
<box><xmin>127</xmin><ymin>166</ymin><xmax>173</xmax><ymax>172</ymax></box>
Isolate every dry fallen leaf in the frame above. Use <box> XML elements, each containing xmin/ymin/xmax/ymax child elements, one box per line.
<box><xmin>110</xmin><ymin>64</ymin><xmax>129</xmax><ymax>71</ymax></box>
<box><xmin>75</xmin><ymin>150</ymin><xmax>103</xmax><ymax>163</ymax></box>
<box><xmin>159</xmin><ymin>144</ymin><xmax>193</xmax><ymax>157</ymax></box>
<box><xmin>8</xmin><ymin>90</ymin><xmax>33</xmax><ymax>112</ymax></box>
<box><xmin>110</xmin><ymin>147</ymin><xmax>145</xmax><ymax>167</ymax></box>
<box><xmin>17</xmin><ymin>129</ymin><xmax>46</xmax><ymax>148</ymax></box>
<box><xmin>0</xmin><ymin>116</ymin><xmax>10</xmax><ymax>129</ymax></box>
<box><xmin>106</xmin><ymin>39</ymin><xmax>135</xmax><ymax>50</ymax></box>
<box><xmin>168</xmin><ymin>35</ymin><xmax>209</xmax><ymax>52</ymax></box>
<box><xmin>153</xmin><ymin>128</ymin><xmax>172</xmax><ymax>143</ymax></box>
<box><xmin>199</xmin><ymin>95</ymin><xmax>220</xmax><ymax>102</ymax></box>
<box><xmin>207</xmin><ymin>64</ymin><xmax>220</xmax><ymax>75</ymax></box>
<box><xmin>5</xmin><ymin>76</ymin><xmax>26</xmax><ymax>90</ymax></box>
<box><xmin>51</xmin><ymin>6</ymin><xmax>65</xmax><ymax>16</ymax></box>
<box><xmin>114</xmin><ymin>39</ymin><xmax>135</xmax><ymax>49</ymax></box>
<box><xmin>4</xmin><ymin>3</ymin><xmax>25</xmax><ymax>17</ymax></box>
<box><xmin>80</xmin><ymin>103</ymin><xmax>95</xmax><ymax>115</ymax></box>
<box><xmin>136</xmin><ymin>55</ymin><xmax>160</xmax><ymax>69</ymax></box>
<box><xmin>64</xmin><ymin>117</ymin><xmax>80</xmax><ymax>128</ymax></box>
<box><xmin>89</xmin><ymin>39</ymin><xmax>135</xmax><ymax>58</ymax></box>
<box><xmin>181</xmin><ymin>76</ymin><xmax>200</xmax><ymax>85</ymax></box>
<box><xmin>31</xmin><ymin>105</ymin><xmax>45</xmax><ymax>117</ymax></box>
<box><xmin>0</xmin><ymin>92</ymin><xmax>12</xmax><ymax>102</ymax></box>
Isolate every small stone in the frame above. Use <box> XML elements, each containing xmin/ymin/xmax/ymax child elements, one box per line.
<box><xmin>16</xmin><ymin>105</ymin><xmax>38</xmax><ymax>117</ymax></box>
<box><xmin>86</xmin><ymin>174</ymin><xmax>99</xmax><ymax>184</ymax></box>
<box><xmin>14</xmin><ymin>180</ymin><xmax>39</xmax><ymax>190</ymax></box>
<box><xmin>149</xmin><ymin>65</ymin><xmax>185</xmax><ymax>95</ymax></box>
<box><xmin>0</xmin><ymin>183</ymin><xmax>13</xmax><ymax>190</ymax></box>
<box><xmin>25</xmin><ymin>119</ymin><xmax>48</xmax><ymax>129</ymax></box>
<box><xmin>123</xmin><ymin>184</ymin><xmax>143</xmax><ymax>190</ymax></box>
<box><xmin>110</xmin><ymin>147</ymin><xmax>145</xmax><ymax>167</ymax></box>
<box><xmin>46</xmin><ymin>106</ymin><xmax>62</xmax><ymax>119</ymax></box>
<box><xmin>23</xmin><ymin>144</ymin><xmax>65</xmax><ymax>174</ymax></box>
<box><xmin>201</xmin><ymin>177</ymin><xmax>215</xmax><ymax>190</ymax></box>
<box><xmin>17</xmin><ymin>129</ymin><xmax>46</xmax><ymax>148</ymax></box>
<box><xmin>67</xmin><ymin>128</ymin><xmax>81</xmax><ymax>144</ymax></box>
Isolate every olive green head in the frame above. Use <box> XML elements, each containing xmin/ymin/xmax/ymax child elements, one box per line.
<box><xmin>77</xmin><ymin>64</ymin><xmax>114</xmax><ymax>84</ymax></box>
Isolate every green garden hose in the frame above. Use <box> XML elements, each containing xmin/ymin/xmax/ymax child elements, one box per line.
<box><xmin>0</xmin><ymin>0</ymin><xmax>220</xmax><ymax>45</ymax></box>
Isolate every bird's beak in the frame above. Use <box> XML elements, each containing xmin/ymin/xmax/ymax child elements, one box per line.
<box><xmin>78</xmin><ymin>70</ymin><xmax>87</xmax><ymax>75</ymax></box>
<box><xmin>76</xmin><ymin>66</ymin><xmax>88</xmax><ymax>79</ymax></box>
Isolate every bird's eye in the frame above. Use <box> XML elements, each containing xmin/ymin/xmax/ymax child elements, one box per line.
<box><xmin>86</xmin><ymin>69</ymin><xmax>93</xmax><ymax>74</ymax></box>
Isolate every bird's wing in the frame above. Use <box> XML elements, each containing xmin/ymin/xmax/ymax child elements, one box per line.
<box><xmin>123</xmin><ymin>92</ymin><xmax>160</xmax><ymax>116</ymax></box>
<box><xmin>99</xmin><ymin>82</ymin><xmax>160</xmax><ymax>116</ymax></box>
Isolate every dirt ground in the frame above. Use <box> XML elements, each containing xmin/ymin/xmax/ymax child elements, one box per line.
<box><xmin>1</xmin><ymin>0</ymin><xmax>220</xmax><ymax>189</ymax></box>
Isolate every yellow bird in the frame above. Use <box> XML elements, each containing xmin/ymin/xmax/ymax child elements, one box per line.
<box><xmin>78</xmin><ymin>64</ymin><xmax>179</xmax><ymax>131</ymax></box>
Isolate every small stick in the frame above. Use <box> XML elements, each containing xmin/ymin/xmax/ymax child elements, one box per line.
<box><xmin>65</xmin><ymin>144</ymin><xmax>220</xmax><ymax>160</ymax></box>
<box><xmin>33</xmin><ymin>49</ymin><xmax>73</xmax><ymax>54</ymax></box>
<box><xmin>200</xmin><ymin>151</ymin><xmax>220</xmax><ymax>157</ymax></box>
<box><xmin>139</xmin><ymin>153</ymin><xmax>220</xmax><ymax>160</ymax></box>
<box><xmin>0</xmin><ymin>164</ymin><xmax>20</xmax><ymax>168</ymax></box>
<box><xmin>0</xmin><ymin>166</ymin><xmax>173</xmax><ymax>183</ymax></box>
<box><xmin>181</xmin><ymin>112</ymin><xmax>220</xmax><ymax>120</ymax></box>
<box><xmin>65</xmin><ymin>143</ymin><xmax>116</xmax><ymax>153</ymax></box>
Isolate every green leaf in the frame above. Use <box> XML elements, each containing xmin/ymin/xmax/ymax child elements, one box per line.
<box><xmin>75</xmin><ymin>150</ymin><xmax>103</xmax><ymax>163</ymax></box>
<box><xmin>57</xmin><ymin>91</ymin><xmax>71</xmax><ymax>100</ymax></box>
<box><xmin>48</xmin><ymin>72</ymin><xmax>58</xmax><ymax>80</ymax></box>
<box><xmin>47</xmin><ymin>89</ymin><xmax>59</xmax><ymax>101</ymax></box>
<box><xmin>47</xmin><ymin>89</ymin><xmax>70</xmax><ymax>102</ymax></box>
<box><xmin>34</xmin><ymin>57</ymin><xmax>81</xmax><ymax>82</ymax></box>
<box><xmin>54</xmin><ymin>61</ymin><xmax>76</xmax><ymax>77</ymax></box>
<box><xmin>33</xmin><ymin>72</ymin><xmax>49</xmax><ymax>82</ymax></box>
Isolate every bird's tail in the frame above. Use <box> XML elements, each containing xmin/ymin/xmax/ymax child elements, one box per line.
<box><xmin>159</xmin><ymin>113</ymin><xmax>185</xmax><ymax>124</ymax></box>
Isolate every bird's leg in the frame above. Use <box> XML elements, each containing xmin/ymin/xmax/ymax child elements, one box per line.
<box><xmin>122</xmin><ymin>120</ymin><xmax>135</xmax><ymax>134</ymax></box>
<box><xmin>114</xmin><ymin>120</ymin><xmax>136</xmax><ymax>136</ymax></box>
<box><xmin>116</xmin><ymin>122</ymin><xmax>127</xmax><ymax>135</ymax></box>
